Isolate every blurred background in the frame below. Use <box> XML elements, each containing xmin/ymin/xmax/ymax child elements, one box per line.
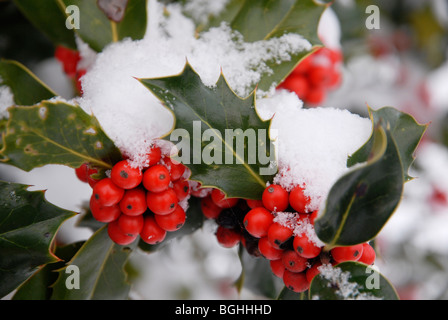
<box><xmin>1</xmin><ymin>0</ymin><xmax>448</xmax><ymax>300</ymax></box>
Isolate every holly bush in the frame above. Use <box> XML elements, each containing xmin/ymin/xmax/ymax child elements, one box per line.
<box><xmin>0</xmin><ymin>0</ymin><xmax>430</xmax><ymax>300</ymax></box>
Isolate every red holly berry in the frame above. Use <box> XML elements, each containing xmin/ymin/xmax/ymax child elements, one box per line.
<box><xmin>75</xmin><ymin>163</ymin><xmax>89</xmax><ymax>183</ymax></box>
<box><xmin>111</xmin><ymin>160</ymin><xmax>143</xmax><ymax>189</ymax></box>
<box><xmin>270</xmin><ymin>259</ymin><xmax>286</xmax><ymax>279</ymax></box>
<box><xmin>89</xmin><ymin>195</ymin><xmax>121</xmax><ymax>223</ymax></box>
<box><xmin>54</xmin><ymin>45</ymin><xmax>80</xmax><ymax>78</ymax></box>
<box><xmin>215</xmin><ymin>226</ymin><xmax>241</xmax><ymax>248</ymax></box>
<box><xmin>146</xmin><ymin>145</ymin><xmax>162</xmax><ymax>167</ymax></box>
<box><xmin>309</xmin><ymin>210</ymin><xmax>319</xmax><ymax>225</ymax></box>
<box><xmin>246</xmin><ymin>199</ymin><xmax>264</xmax><ymax>209</ymax></box>
<box><xmin>140</xmin><ymin>216</ymin><xmax>167</xmax><ymax>245</ymax></box>
<box><xmin>358</xmin><ymin>243</ymin><xmax>376</xmax><ymax>265</ymax></box>
<box><xmin>308</xmin><ymin>65</ymin><xmax>331</xmax><ymax>87</ymax></box>
<box><xmin>86</xmin><ymin>166</ymin><xmax>100</xmax><ymax>188</ymax></box>
<box><xmin>172</xmin><ymin>179</ymin><xmax>190</xmax><ymax>201</ymax></box>
<box><xmin>289</xmin><ymin>185</ymin><xmax>310</xmax><ymax>213</ymax></box>
<box><xmin>200</xmin><ymin>196</ymin><xmax>222</xmax><ymax>219</ymax></box>
<box><xmin>331</xmin><ymin>244</ymin><xmax>364</xmax><ymax>263</ymax></box>
<box><xmin>278</xmin><ymin>75</ymin><xmax>309</xmax><ymax>99</ymax></box>
<box><xmin>146</xmin><ymin>188</ymin><xmax>178</xmax><ymax>215</ymax></box>
<box><xmin>92</xmin><ymin>178</ymin><xmax>125</xmax><ymax>206</ymax></box>
<box><xmin>267</xmin><ymin>222</ymin><xmax>293</xmax><ymax>249</ymax></box>
<box><xmin>118</xmin><ymin>214</ymin><xmax>144</xmax><ymax>236</ymax></box>
<box><xmin>281</xmin><ymin>250</ymin><xmax>308</xmax><ymax>273</ymax></box>
<box><xmin>76</xmin><ymin>68</ymin><xmax>86</xmax><ymax>94</ymax></box>
<box><xmin>243</xmin><ymin>207</ymin><xmax>274</xmax><ymax>238</ymax></box>
<box><xmin>154</xmin><ymin>205</ymin><xmax>186</xmax><ymax>232</ymax></box>
<box><xmin>119</xmin><ymin>188</ymin><xmax>147</xmax><ymax>216</ymax></box>
<box><xmin>306</xmin><ymin>262</ymin><xmax>323</xmax><ymax>283</ymax></box>
<box><xmin>108</xmin><ymin>220</ymin><xmax>137</xmax><ymax>245</ymax></box>
<box><xmin>211</xmin><ymin>189</ymin><xmax>238</xmax><ymax>209</ymax></box>
<box><xmin>142</xmin><ymin>164</ymin><xmax>171</xmax><ymax>193</ymax></box>
<box><xmin>305</xmin><ymin>85</ymin><xmax>326</xmax><ymax>105</ymax></box>
<box><xmin>283</xmin><ymin>270</ymin><xmax>309</xmax><ymax>293</ymax></box>
<box><xmin>163</xmin><ymin>157</ymin><xmax>186</xmax><ymax>181</ymax></box>
<box><xmin>293</xmin><ymin>233</ymin><xmax>322</xmax><ymax>259</ymax></box>
<box><xmin>262</xmin><ymin>184</ymin><xmax>289</xmax><ymax>212</ymax></box>
<box><xmin>258</xmin><ymin>236</ymin><xmax>283</xmax><ymax>260</ymax></box>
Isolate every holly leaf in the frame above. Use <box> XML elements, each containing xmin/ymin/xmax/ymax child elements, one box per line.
<box><xmin>0</xmin><ymin>181</ymin><xmax>76</xmax><ymax>299</ymax></box>
<box><xmin>277</xmin><ymin>286</ymin><xmax>308</xmax><ymax>300</ymax></box>
<box><xmin>1</xmin><ymin>100</ymin><xmax>122</xmax><ymax>171</ymax></box>
<box><xmin>309</xmin><ymin>262</ymin><xmax>399</xmax><ymax>300</ymax></box>
<box><xmin>199</xmin><ymin>0</ymin><xmax>329</xmax><ymax>93</ymax></box>
<box><xmin>12</xmin><ymin>0</ymin><xmax>77</xmax><ymax>49</ymax></box>
<box><xmin>57</xmin><ymin>0</ymin><xmax>148</xmax><ymax>52</ymax></box>
<box><xmin>12</xmin><ymin>241</ymin><xmax>84</xmax><ymax>300</ymax></box>
<box><xmin>51</xmin><ymin>225</ymin><xmax>136</xmax><ymax>300</ymax></box>
<box><xmin>139</xmin><ymin>63</ymin><xmax>276</xmax><ymax>200</ymax></box>
<box><xmin>0</xmin><ymin>59</ymin><xmax>57</xmax><ymax>106</ymax></box>
<box><xmin>315</xmin><ymin>107</ymin><xmax>427</xmax><ymax>247</ymax></box>
<box><xmin>348</xmin><ymin>106</ymin><xmax>428</xmax><ymax>182</ymax></box>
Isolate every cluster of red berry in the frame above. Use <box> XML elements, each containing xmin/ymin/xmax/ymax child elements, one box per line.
<box><xmin>54</xmin><ymin>45</ymin><xmax>86</xmax><ymax>95</ymax></box>
<box><xmin>195</xmin><ymin>183</ymin><xmax>376</xmax><ymax>293</ymax></box>
<box><xmin>75</xmin><ymin>145</ymin><xmax>191</xmax><ymax>246</ymax></box>
<box><xmin>278</xmin><ymin>47</ymin><xmax>343</xmax><ymax>106</ymax></box>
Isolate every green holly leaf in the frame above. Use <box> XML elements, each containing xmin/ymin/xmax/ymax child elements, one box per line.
<box><xmin>12</xmin><ymin>241</ymin><xmax>84</xmax><ymax>300</ymax></box>
<box><xmin>1</xmin><ymin>100</ymin><xmax>122</xmax><ymax>171</ymax></box>
<box><xmin>0</xmin><ymin>59</ymin><xmax>57</xmax><ymax>106</ymax></box>
<box><xmin>139</xmin><ymin>63</ymin><xmax>275</xmax><ymax>200</ymax></box>
<box><xmin>315</xmin><ymin>107</ymin><xmax>427</xmax><ymax>247</ymax></box>
<box><xmin>199</xmin><ymin>0</ymin><xmax>329</xmax><ymax>93</ymax></box>
<box><xmin>12</xmin><ymin>0</ymin><xmax>77</xmax><ymax>49</ymax></box>
<box><xmin>57</xmin><ymin>0</ymin><xmax>148</xmax><ymax>52</ymax></box>
<box><xmin>309</xmin><ymin>262</ymin><xmax>399</xmax><ymax>300</ymax></box>
<box><xmin>348</xmin><ymin>106</ymin><xmax>428</xmax><ymax>182</ymax></box>
<box><xmin>0</xmin><ymin>181</ymin><xmax>76</xmax><ymax>299</ymax></box>
<box><xmin>277</xmin><ymin>286</ymin><xmax>308</xmax><ymax>300</ymax></box>
<box><xmin>51</xmin><ymin>225</ymin><xmax>136</xmax><ymax>300</ymax></box>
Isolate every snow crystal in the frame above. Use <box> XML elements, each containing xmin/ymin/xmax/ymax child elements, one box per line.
<box><xmin>274</xmin><ymin>211</ymin><xmax>325</xmax><ymax>247</ymax></box>
<box><xmin>256</xmin><ymin>90</ymin><xmax>372</xmax><ymax>211</ymax></box>
<box><xmin>315</xmin><ymin>264</ymin><xmax>382</xmax><ymax>300</ymax></box>
<box><xmin>182</xmin><ymin>0</ymin><xmax>230</xmax><ymax>25</ymax></box>
<box><xmin>0</xmin><ymin>85</ymin><xmax>14</xmax><ymax>118</ymax></box>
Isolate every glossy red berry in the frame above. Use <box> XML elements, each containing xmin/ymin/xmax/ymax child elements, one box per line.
<box><xmin>54</xmin><ymin>45</ymin><xmax>80</xmax><ymax>77</ymax></box>
<box><xmin>309</xmin><ymin>210</ymin><xmax>319</xmax><ymax>225</ymax></box>
<box><xmin>211</xmin><ymin>189</ymin><xmax>239</xmax><ymax>209</ymax></box>
<box><xmin>154</xmin><ymin>205</ymin><xmax>186</xmax><ymax>232</ymax></box>
<box><xmin>172</xmin><ymin>179</ymin><xmax>190</xmax><ymax>201</ymax></box>
<box><xmin>142</xmin><ymin>164</ymin><xmax>170</xmax><ymax>193</ymax></box>
<box><xmin>283</xmin><ymin>270</ymin><xmax>309</xmax><ymax>293</ymax></box>
<box><xmin>270</xmin><ymin>259</ymin><xmax>286</xmax><ymax>279</ymax></box>
<box><xmin>331</xmin><ymin>244</ymin><xmax>364</xmax><ymax>263</ymax></box>
<box><xmin>281</xmin><ymin>250</ymin><xmax>308</xmax><ymax>273</ymax></box>
<box><xmin>146</xmin><ymin>188</ymin><xmax>178</xmax><ymax>215</ymax></box>
<box><xmin>358</xmin><ymin>243</ymin><xmax>376</xmax><ymax>265</ymax></box>
<box><xmin>293</xmin><ymin>233</ymin><xmax>322</xmax><ymax>259</ymax></box>
<box><xmin>267</xmin><ymin>222</ymin><xmax>293</xmax><ymax>249</ymax></box>
<box><xmin>306</xmin><ymin>262</ymin><xmax>323</xmax><ymax>283</ymax></box>
<box><xmin>246</xmin><ymin>199</ymin><xmax>264</xmax><ymax>209</ymax></box>
<box><xmin>262</xmin><ymin>184</ymin><xmax>289</xmax><ymax>212</ymax></box>
<box><xmin>118</xmin><ymin>214</ymin><xmax>144</xmax><ymax>236</ymax></box>
<box><xmin>289</xmin><ymin>185</ymin><xmax>310</xmax><ymax>213</ymax></box>
<box><xmin>163</xmin><ymin>157</ymin><xmax>186</xmax><ymax>181</ymax></box>
<box><xmin>119</xmin><ymin>188</ymin><xmax>147</xmax><ymax>216</ymax></box>
<box><xmin>278</xmin><ymin>75</ymin><xmax>309</xmax><ymax>99</ymax></box>
<box><xmin>201</xmin><ymin>196</ymin><xmax>222</xmax><ymax>219</ymax></box>
<box><xmin>243</xmin><ymin>207</ymin><xmax>274</xmax><ymax>238</ymax></box>
<box><xmin>111</xmin><ymin>160</ymin><xmax>143</xmax><ymax>189</ymax></box>
<box><xmin>75</xmin><ymin>163</ymin><xmax>89</xmax><ymax>183</ymax></box>
<box><xmin>306</xmin><ymin>85</ymin><xmax>326</xmax><ymax>105</ymax></box>
<box><xmin>146</xmin><ymin>145</ymin><xmax>162</xmax><ymax>167</ymax></box>
<box><xmin>215</xmin><ymin>226</ymin><xmax>241</xmax><ymax>248</ymax></box>
<box><xmin>92</xmin><ymin>178</ymin><xmax>125</xmax><ymax>206</ymax></box>
<box><xmin>89</xmin><ymin>196</ymin><xmax>121</xmax><ymax>223</ymax></box>
<box><xmin>258</xmin><ymin>236</ymin><xmax>283</xmax><ymax>260</ymax></box>
<box><xmin>140</xmin><ymin>216</ymin><xmax>167</xmax><ymax>245</ymax></box>
<box><xmin>86</xmin><ymin>166</ymin><xmax>100</xmax><ymax>188</ymax></box>
<box><xmin>108</xmin><ymin>220</ymin><xmax>137</xmax><ymax>245</ymax></box>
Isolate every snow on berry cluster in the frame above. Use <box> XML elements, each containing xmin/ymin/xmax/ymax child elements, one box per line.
<box><xmin>277</xmin><ymin>47</ymin><xmax>343</xmax><ymax>106</ymax></box>
<box><xmin>54</xmin><ymin>45</ymin><xmax>87</xmax><ymax>95</ymax></box>
<box><xmin>75</xmin><ymin>145</ymin><xmax>191</xmax><ymax>246</ymax></box>
<box><xmin>193</xmin><ymin>183</ymin><xmax>376</xmax><ymax>293</ymax></box>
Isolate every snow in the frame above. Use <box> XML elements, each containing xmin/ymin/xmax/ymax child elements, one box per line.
<box><xmin>256</xmin><ymin>90</ymin><xmax>372</xmax><ymax>211</ymax></box>
<box><xmin>0</xmin><ymin>84</ymin><xmax>14</xmax><ymax>118</ymax></box>
<box><xmin>274</xmin><ymin>211</ymin><xmax>325</xmax><ymax>247</ymax></box>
